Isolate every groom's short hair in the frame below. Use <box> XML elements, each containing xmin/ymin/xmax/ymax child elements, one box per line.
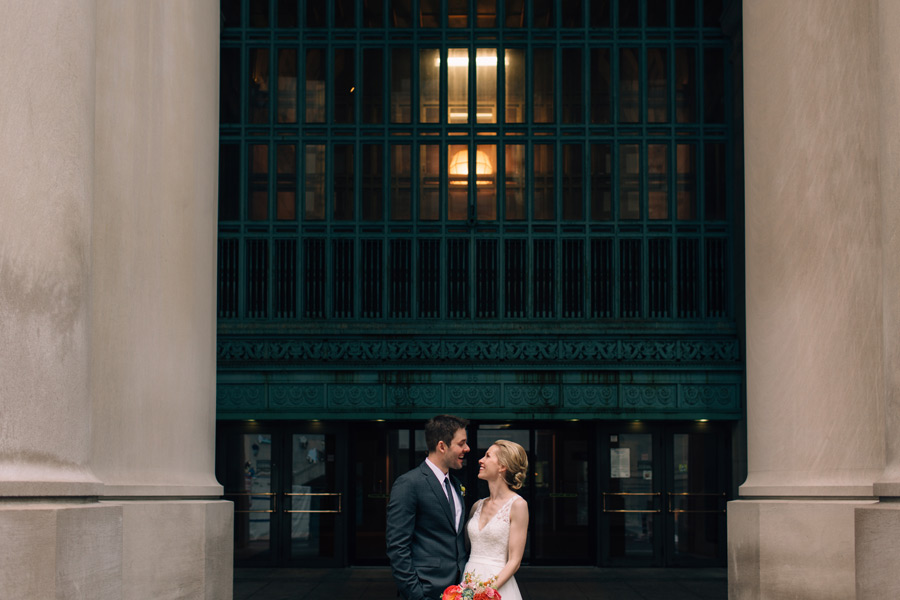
<box><xmin>425</xmin><ymin>414</ymin><xmax>469</xmax><ymax>452</ymax></box>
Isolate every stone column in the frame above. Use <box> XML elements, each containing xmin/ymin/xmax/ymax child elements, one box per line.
<box><xmin>855</xmin><ymin>1</ymin><xmax>900</xmax><ymax>598</ymax></box>
<box><xmin>729</xmin><ymin>1</ymin><xmax>882</xmax><ymax>598</ymax></box>
<box><xmin>0</xmin><ymin>1</ymin><xmax>123</xmax><ymax>598</ymax></box>
<box><xmin>91</xmin><ymin>1</ymin><xmax>232</xmax><ymax>597</ymax></box>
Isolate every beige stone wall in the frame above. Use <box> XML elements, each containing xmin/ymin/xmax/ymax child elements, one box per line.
<box><xmin>0</xmin><ymin>0</ymin><xmax>231</xmax><ymax>597</ymax></box>
<box><xmin>733</xmin><ymin>0</ymin><xmax>900</xmax><ymax>598</ymax></box>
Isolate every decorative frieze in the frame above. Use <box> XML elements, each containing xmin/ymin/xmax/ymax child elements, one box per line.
<box><xmin>563</xmin><ymin>385</ymin><xmax>618</xmax><ymax>409</ymax></box>
<box><xmin>505</xmin><ymin>385</ymin><xmax>559</xmax><ymax>408</ymax></box>
<box><xmin>216</xmin><ymin>381</ymin><xmax>741</xmax><ymax>416</ymax></box>
<box><xmin>217</xmin><ymin>337</ymin><xmax>740</xmax><ymax>367</ymax></box>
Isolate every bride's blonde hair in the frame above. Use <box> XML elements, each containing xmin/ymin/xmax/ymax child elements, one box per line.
<box><xmin>493</xmin><ymin>440</ymin><xmax>528</xmax><ymax>490</ymax></box>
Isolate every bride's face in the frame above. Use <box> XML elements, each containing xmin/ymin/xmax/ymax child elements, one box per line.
<box><xmin>477</xmin><ymin>445</ymin><xmax>506</xmax><ymax>482</ymax></box>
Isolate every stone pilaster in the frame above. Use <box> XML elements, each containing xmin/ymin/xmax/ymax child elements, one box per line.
<box><xmin>730</xmin><ymin>1</ymin><xmax>883</xmax><ymax>598</ymax></box>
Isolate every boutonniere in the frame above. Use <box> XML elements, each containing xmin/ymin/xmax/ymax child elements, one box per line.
<box><xmin>460</xmin><ymin>485</ymin><xmax>466</xmax><ymax>497</ymax></box>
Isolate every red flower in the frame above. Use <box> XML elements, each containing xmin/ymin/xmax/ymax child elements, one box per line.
<box><xmin>474</xmin><ymin>589</ymin><xmax>500</xmax><ymax>600</ymax></box>
<box><xmin>442</xmin><ymin>584</ymin><xmax>464</xmax><ymax>600</ymax></box>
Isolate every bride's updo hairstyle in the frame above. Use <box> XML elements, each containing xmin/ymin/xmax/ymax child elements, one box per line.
<box><xmin>493</xmin><ymin>440</ymin><xmax>528</xmax><ymax>490</ymax></box>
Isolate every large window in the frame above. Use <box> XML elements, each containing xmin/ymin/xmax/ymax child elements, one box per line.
<box><xmin>218</xmin><ymin>0</ymin><xmax>732</xmax><ymax>321</ymax></box>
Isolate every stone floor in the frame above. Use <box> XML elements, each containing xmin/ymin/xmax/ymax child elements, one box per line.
<box><xmin>234</xmin><ymin>566</ymin><xmax>727</xmax><ymax>599</ymax></box>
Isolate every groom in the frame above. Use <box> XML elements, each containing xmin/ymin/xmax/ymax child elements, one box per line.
<box><xmin>386</xmin><ymin>415</ymin><xmax>470</xmax><ymax>600</ymax></box>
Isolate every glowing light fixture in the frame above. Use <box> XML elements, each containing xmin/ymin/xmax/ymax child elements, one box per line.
<box><xmin>448</xmin><ymin>149</ymin><xmax>494</xmax><ymax>185</ymax></box>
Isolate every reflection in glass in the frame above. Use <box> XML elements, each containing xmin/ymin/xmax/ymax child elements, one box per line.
<box><xmin>448</xmin><ymin>49</ymin><xmax>469</xmax><ymax>124</ymax></box>
<box><xmin>277</xmin><ymin>145</ymin><xmax>296</xmax><ymax>220</ymax></box>
<box><xmin>677</xmin><ymin>144</ymin><xmax>696</xmax><ymax>220</ymax></box>
<box><xmin>362</xmin><ymin>145</ymin><xmax>384</xmax><ymax>221</ymax></box>
<box><xmin>305</xmin><ymin>48</ymin><xmax>325</xmax><ymax>123</ymax></box>
<box><xmin>419</xmin><ymin>49</ymin><xmax>440</xmax><ymax>124</ymax></box>
<box><xmin>335</xmin><ymin>0</ymin><xmax>355</xmax><ymax>27</ymax></box>
<box><xmin>334</xmin><ymin>145</ymin><xmax>354</xmax><ymax>220</ymax></box>
<box><xmin>250</xmin><ymin>0</ymin><xmax>268</xmax><ymax>27</ymax></box>
<box><xmin>591</xmin><ymin>48</ymin><xmax>611</xmax><ymax>124</ymax></box>
<box><xmin>219</xmin><ymin>143</ymin><xmax>240</xmax><ymax>221</ymax></box>
<box><xmin>647</xmin><ymin>48</ymin><xmax>668</xmax><ymax>123</ymax></box>
<box><xmin>229</xmin><ymin>433</ymin><xmax>273</xmax><ymax>562</ymax></box>
<box><xmin>648</xmin><ymin>144</ymin><xmax>668</xmax><ymax>219</ymax></box>
<box><xmin>391</xmin><ymin>0</ymin><xmax>412</xmax><ymax>27</ymax></box>
<box><xmin>277</xmin><ymin>0</ymin><xmax>299</xmax><ymax>27</ymax></box>
<box><xmin>591</xmin><ymin>144</ymin><xmax>612</xmax><ymax>220</ymax></box>
<box><xmin>221</xmin><ymin>48</ymin><xmax>241</xmax><ymax>124</ymax></box>
<box><xmin>505</xmin><ymin>48</ymin><xmax>525</xmax><ymax>124</ymax></box>
<box><xmin>476</xmin><ymin>145</ymin><xmax>497</xmax><ymax>220</ymax></box>
<box><xmin>363</xmin><ymin>49</ymin><xmax>384</xmax><ymax>124</ymax></box>
<box><xmin>420</xmin><ymin>0</ymin><xmax>440</xmax><ymax>27</ymax></box>
<box><xmin>562</xmin><ymin>0</ymin><xmax>583</xmax><ymax>27</ymax></box>
<box><xmin>533</xmin><ymin>49</ymin><xmax>554</xmax><ymax>123</ymax></box>
<box><xmin>676</xmin><ymin>48</ymin><xmax>696</xmax><ymax>123</ymax></box>
<box><xmin>533</xmin><ymin>0</ymin><xmax>553</xmax><ymax>27</ymax></box>
<box><xmin>619</xmin><ymin>144</ymin><xmax>640</xmax><ymax>219</ymax></box>
<box><xmin>591</xmin><ymin>0</ymin><xmax>610</xmax><ymax>27</ymax></box>
<box><xmin>677</xmin><ymin>0</ymin><xmax>696</xmax><ymax>27</ymax></box>
<box><xmin>562</xmin><ymin>48</ymin><xmax>583</xmax><ymax>123</ymax></box>
<box><xmin>671</xmin><ymin>432</ymin><xmax>722</xmax><ymax>562</ymax></box>
<box><xmin>249</xmin><ymin>144</ymin><xmax>268</xmax><ymax>220</ymax></box>
<box><xmin>647</xmin><ymin>0</ymin><xmax>667</xmax><ymax>27</ymax></box>
<box><xmin>334</xmin><ymin>49</ymin><xmax>355</xmax><ymax>124</ymax></box>
<box><xmin>619</xmin><ymin>0</ymin><xmax>639</xmax><ymax>27</ymax></box>
<box><xmin>562</xmin><ymin>144</ymin><xmax>583</xmax><ymax>220</ymax></box>
<box><xmin>608</xmin><ymin>433</ymin><xmax>654</xmax><ymax>559</ymax></box>
<box><xmin>533</xmin><ymin>429</ymin><xmax>589</xmax><ymax>561</ymax></box>
<box><xmin>277</xmin><ymin>49</ymin><xmax>298</xmax><ymax>123</ymax></box>
<box><xmin>307</xmin><ymin>0</ymin><xmax>326</xmax><ymax>27</ymax></box>
<box><xmin>505</xmin><ymin>144</ymin><xmax>525</xmax><ymax>220</ymax></box>
<box><xmin>290</xmin><ymin>434</ymin><xmax>336</xmax><ymax>560</ymax></box>
<box><xmin>420</xmin><ymin>144</ymin><xmax>440</xmax><ymax>220</ymax></box>
<box><xmin>704</xmin><ymin>48</ymin><xmax>725</xmax><ymax>122</ymax></box>
<box><xmin>249</xmin><ymin>48</ymin><xmax>269</xmax><ymax>124</ymax></box>
<box><xmin>363</xmin><ymin>0</ymin><xmax>383</xmax><ymax>27</ymax></box>
<box><xmin>506</xmin><ymin>0</ymin><xmax>525</xmax><ymax>27</ymax></box>
<box><xmin>391</xmin><ymin>49</ymin><xmax>412</xmax><ymax>123</ymax></box>
<box><xmin>447</xmin><ymin>144</ymin><xmax>468</xmax><ymax>220</ymax></box>
<box><xmin>534</xmin><ymin>144</ymin><xmax>554</xmax><ymax>220</ymax></box>
<box><xmin>305</xmin><ymin>144</ymin><xmax>325</xmax><ymax>220</ymax></box>
<box><xmin>390</xmin><ymin>144</ymin><xmax>412</xmax><ymax>220</ymax></box>
<box><xmin>476</xmin><ymin>0</ymin><xmax>497</xmax><ymax>27</ymax></box>
<box><xmin>476</xmin><ymin>48</ymin><xmax>498</xmax><ymax>124</ymax></box>
<box><xmin>448</xmin><ymin>0</ymin><xmax>467</xmax><ymax>27</ymax></box>
<box><xmin>619</xmin><ymin>48</ymin><xmax>640</xmax><ymax>123</ymax></box>
<box><xmin>704</xmin><ymin>143</ymin><xmax>726</xmax><ymax>220</ymax></box>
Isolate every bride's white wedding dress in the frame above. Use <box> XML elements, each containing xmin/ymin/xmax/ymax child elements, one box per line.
<box><xmin>463</xmin><ymin>495</ymin><xmax>523</xmax><ymax>600</ymax></box>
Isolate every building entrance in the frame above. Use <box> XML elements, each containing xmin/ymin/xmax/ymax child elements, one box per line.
<box><xmin>218</xmin><ymin>422</ymin><xmax>347</xmax><ymax>566</ymax></box>
<box><xmin>218</xmin><ymin>419</ymin><xmax>729</xmax><ymax>568</ymax></box>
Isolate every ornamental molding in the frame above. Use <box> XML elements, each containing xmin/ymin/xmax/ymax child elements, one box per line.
<box><xmin>217</xmin><ymin>337</ymin><xmax>739</xmax><ymax>367</ymax></box>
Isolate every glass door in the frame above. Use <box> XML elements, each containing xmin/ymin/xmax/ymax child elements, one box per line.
<box><xmin>601</xmin><ymin>428</ymin><xmax>662</xmax><ymax>565</ymax></box>
<box><xmin>350</xmin><ymin>424</ymin><xmax>424</xmax><ymax>564</ymax></box>
<box><xmin>666</xmin><ymin>427</ymin><xmax>728</xmax><ymax>565</ymax></box>
<box><xmin>599</xmin><ymin>422</ymin><xmax>729</xmax><ymax>566</ymax></box>
<box><xmin>218</xmin><ymin>422</ymin><xmax>347</xmax><ymax>567</ymax></box>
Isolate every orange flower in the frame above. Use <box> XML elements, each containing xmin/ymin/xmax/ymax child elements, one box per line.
<box><xmin>442</xmin><ymin>584</ymin><xmax>464</xmax><ymax>600</ymax></box>
<box><xmin>474</xmin><ymin>589</ymin><xmax>500</xmax><ymax>600</ymax></box>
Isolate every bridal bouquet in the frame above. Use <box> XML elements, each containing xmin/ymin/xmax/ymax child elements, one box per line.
<box><xmin>442</xmin><ymin>572</ymin><xmax>501</xmax><ymax>600</ymax></box>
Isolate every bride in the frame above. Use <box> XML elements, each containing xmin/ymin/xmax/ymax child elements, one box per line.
<box><xmin>463</xmin><ymin>439</ymin><xmax>529</xmax><ymax>600</ymax></box>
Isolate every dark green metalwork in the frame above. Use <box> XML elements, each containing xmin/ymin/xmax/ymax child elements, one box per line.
<box><xmin>216</xmin><ymin>0</ymin><xmax>741</xmax><ymax>421</ymax></box>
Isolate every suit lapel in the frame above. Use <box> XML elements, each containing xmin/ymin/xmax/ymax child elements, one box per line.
<box><xmin>421</xmin><ymin>462</ymin><xmax>455</xmax><ymax>529</ymax></box>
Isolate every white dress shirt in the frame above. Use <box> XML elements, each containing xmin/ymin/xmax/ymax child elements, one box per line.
<box><xmin>425</xmin><ymin>457</ymin><xmax>461</xmax><ymax>529</ymax></box>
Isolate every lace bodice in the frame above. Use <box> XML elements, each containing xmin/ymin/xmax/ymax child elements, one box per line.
<box><xmin>466</xmin><ymin>495</ymin><xmax>519</xmax><ymax>562</ymax></box>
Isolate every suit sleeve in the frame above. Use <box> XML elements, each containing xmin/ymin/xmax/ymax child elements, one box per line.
<box><xmin>386</xmin><ymin>474</ymin><xmax>425</xmax><ymax>600</ymax></box>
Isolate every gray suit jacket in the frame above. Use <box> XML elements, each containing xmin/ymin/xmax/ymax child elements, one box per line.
<box><xmin>386</xmin><ymin>461</ymin><xmax>468</xmax><ymax>600</ymax></box>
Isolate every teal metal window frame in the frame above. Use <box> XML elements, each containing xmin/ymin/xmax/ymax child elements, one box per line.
<box><xmin>217</xmin><ymin>0</ymin><xmax>734</xmax><ymax>325</ymax></box>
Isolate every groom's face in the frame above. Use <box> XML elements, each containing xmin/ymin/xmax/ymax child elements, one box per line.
<box><xmin>440</xmin><ymin>428</ymin><xmax>470</xmax><ymax>471</ymax></box>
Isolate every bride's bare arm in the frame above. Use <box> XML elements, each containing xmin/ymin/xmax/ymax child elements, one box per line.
<box><xmin>490</xmin><ymin>498</ymin><xmax>529</xmax><ymax>590</ymax></box>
